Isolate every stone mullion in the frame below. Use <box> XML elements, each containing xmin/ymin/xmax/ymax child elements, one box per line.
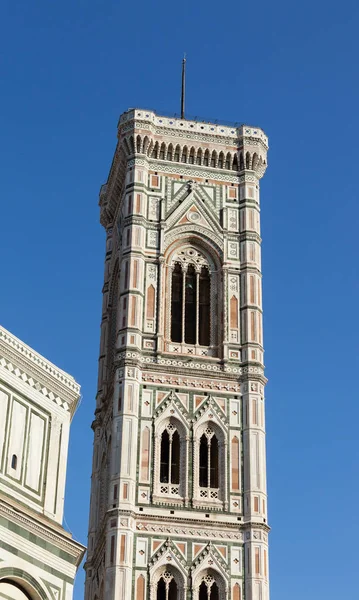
<box><xmin>207</xmin><ymin>437</ymin><xmax>211</xmax><ymax>492</ymax></box>
<box><xmin>184</xmin><ymin>435</ymin><xmax>190</xmax><ymax>506</ymax></box>
<box><xmin>193</xmin><ymin>437</ymin><xmax>199</xmax><ymax>504</ymax></box>
<box><xmin>168</xmin><ymin>433</ymin><xmax>173</xmax><ymax>486</ymax></box>
<box><xmin>223</xmin><ymin>439</ymin><xmax>228</xmax><ymax>510</ymax></box>
<box><xmin>222</xmin><ymin>267</ymin><xmax>229</xmax><ymax>360</ymax></box>
<box><xmin>181</xmin><ymin>266</ymin><xmax>187</xmax><ymax>344</ymax></box>
<box><xmin>195</xmin><ymin>270</ymin><xmax>200</xmax><ymax>346</ymax></box>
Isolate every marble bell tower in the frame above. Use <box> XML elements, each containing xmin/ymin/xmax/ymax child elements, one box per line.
<box><xmin>85</xmin><ymin>108</ymin><xmax>269</xmax><ymax>600</ymax></box>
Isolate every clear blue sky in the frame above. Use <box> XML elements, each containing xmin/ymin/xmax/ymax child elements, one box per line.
<box><xmin>1</xmin><ymin>1</ymin><xmax>358</xmax><ymax>599</ymax></box>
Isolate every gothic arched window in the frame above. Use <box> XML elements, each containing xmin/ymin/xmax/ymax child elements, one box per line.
<box><xmin>193</xmin><ymin>423</ymin><xmax>226</xmax><ymax>507</ymax></box>
<box><xmin>156</xmin><ymin>573</ymin><xmax>178</xmax><ymax>600</ymax></box>
<box><xmin>199</xmin><ymin>431</ymin><xmax>219</xmax><ymax>488</ymax></box>
<box><xmin>199</xmin><ymin>580</ymin><xmax>219</xmax><ymax>600</ymax></box>
<box><xmin>160</xmin><ymin>426</ymin><xmax>180</xmax><ymax>485</ymax></box>
<box><xmin>170</xmin><ymin>250</ymin><xmax>211</xmax><ymax>347</ymax></box>
<box><xmin>154</xmin><ymin>418</ymin><xmax>188</xmax><ymax>503</ymax></box>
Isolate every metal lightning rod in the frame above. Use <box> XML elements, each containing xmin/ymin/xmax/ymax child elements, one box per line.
<box><xmin>181</xmin><ymin>54</ymin><xmax>186</xmax><ymax>119</ymax></box>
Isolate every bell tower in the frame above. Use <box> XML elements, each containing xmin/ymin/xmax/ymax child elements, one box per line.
<box><xmin>85</xmin><ymin>109</ymin><xmax>269</xmax><ymax>600</ymax></box>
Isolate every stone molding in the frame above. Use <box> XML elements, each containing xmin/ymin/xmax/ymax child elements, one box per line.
<box><xmin>0</xmin><ymin>326</ymin><xmax>80</xmax><ymax>414</ymax></box>
<box><xmin>0</xmin><ymin>494</ymin><xmax>85</xmax><ymax>564</ymax></box>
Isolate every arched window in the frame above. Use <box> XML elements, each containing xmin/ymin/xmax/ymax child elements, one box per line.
<box><xmin>185</xmin><ymin>265</ymin><xmax>196</xmax><ymax>344</ymax></box>
<box><xmin>11</xmin><ymin>454</ymin><xmax>17</xmax><ymax>469</ymax></box>
<box><xmin>154</xmin><ymin>418</ymin><xmax>187</xmax><ymax>502</ymax></box>
<box><xmin>170</xmin><ymin>254</ymin><xmax>211</xmax><ymax>347</ymax></box>
<box><xmin>167</xmin><ymin>144</ymin><xmax>173</xmax><ymax>161</ymax></box>
<box><xmin>199</xmin><ymin>430</ymin><xmax>219</xmax><ymax>488</ymax></box>
<box><xmin>198</xmin><ymin>576</ymin><xmax>220</xmax><ymax>600</ymax></box>
<box><xmin>171</xmin><ymin>263</ymin><xmax>183</xmax><ymax>343</ymax></box>
<box><xmin>160</xmin><ymin>426</ymin><xmax>180</xmax><ymax>485</ymax></box>
<box><xmin>199</xmin><ymin>267</ymin><xmax>210</xmax><ymax>346</ymax></box>
<box><xmin>156</xmin><ymin>572</ymin><xmax>178</xmax><ymax>600</ymax></box>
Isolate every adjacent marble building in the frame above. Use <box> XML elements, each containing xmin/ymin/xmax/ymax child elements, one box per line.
<box><xmin>86</xmin><ymin>110</ymin><xmax>269</xmax><ymax>600</ymax></box>
<box><xmin>0</xmin><ymin>327</ymin><xmax>85</xmax><ymax>600</ymax></box>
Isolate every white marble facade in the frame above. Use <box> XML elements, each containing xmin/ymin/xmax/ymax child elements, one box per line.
<box><xmin>0</xmin><ymin>326</ymin><xmax>85</xmax><ymax>600</ymax></box>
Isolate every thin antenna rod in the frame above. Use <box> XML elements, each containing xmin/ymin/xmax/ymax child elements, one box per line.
<box><xmin>181</xmin><ymin>54</ymin><xmax>186</xmax><ymax>119</ymax></box>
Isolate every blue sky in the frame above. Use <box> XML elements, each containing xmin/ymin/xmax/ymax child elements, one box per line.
<box><xmin>1</xmin><ymin>1</ymin><xmax>358</xmax><ymax>599</ymax></box>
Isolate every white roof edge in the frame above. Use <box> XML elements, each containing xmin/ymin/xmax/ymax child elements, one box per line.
<box><xmin>0</xmin><ymin>325</ymin><xmax>80</xmax><ymax>401</ymax></box>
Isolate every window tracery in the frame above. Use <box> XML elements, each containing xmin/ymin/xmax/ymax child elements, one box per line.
<box><xmin>193</xmin><ymin>423</ymin><xmax>227</xmax><ymax>508</ymax></box>
<box><xmin>153</xmin><ymin>418</ymin><xmax>189</xmax><ymax>504</ymax></box>
<box><xmin>150</xmin><ymin>566</ymin><xmax>186</xmax><ymax>600</ymax></box>
<box><xmin>193</xmin><ymin>569</ymin><xmax>227</xmax><ymax>600</ymax></box>
<box><xmin>169</xmin><ymin>248</ymin><xmax>212</xmax><ymax>349</ymax></box>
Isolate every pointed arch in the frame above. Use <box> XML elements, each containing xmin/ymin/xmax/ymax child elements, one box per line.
<box><xmin>152</xmin><ymin>141</ymin><xmax>159</xmax><ymax>159</ymax></box>
<box><xmin>154</xmin><ymin>414</ymin><xmax>188</xmax><ymax>502</ymax></box>
<box><xmin>232</xmin><ymin>583</ymin><xmax>241</xmax><ymax>600</ymax></box>
<box><xmin>160</xmin><ymin>142</ymin><xmax>166</xmax><ymax>160</ymax></box>
<box><xmin>218</xmin><ymin>152</ymin><xmax>224</xmax><ymax>168</ymax></box>
<box><xmin>245</xmin><ymin>151</ymin><xmax>251</xmax><ymax>169</ymax></box>
<box><xmin>181</xmin><ymin>146</ymin><xmax>188</xmax><ymax>163</ymax></box>
<box><xmin>211</xmin><ymin>150</ymin><xmax>217</xmax><ymax>167</ymax></box>
<box><xmin>203</xmin><ymin>149</ymin><xmax>210</xmax><ymax>166</ymax></box>
<box><xmin>123</xmin><ymin>137</ymin><xmax>131</xmax><ymax>156</ymax></box>
<box><xmin>142</xmin><ymin>136</ymin><xmax>150</xmax><ymax>155</ymax></box>
<box><xmin>150</xmin><ymin>564</ymin><xmax>186</xmax><ymax>600</ymax></box>
<box><xmin>225</xmin><ymin>152</ymin><xmax>232</xmax><ymax>170</ymax></box>
<box><xmin>252</xmin><ymin>152</ymin><xmax>259</xmax><ymax>170</ymax></box>
<box><xmin>174</xmin><ymin>145</ymin><xmax>181</xmax><ymax>161</ymax></box>
<box><xmin>167</xmin><ymin>143</ymin><xmax>174</xmax><ymax>161</ymax></box>
<box><xmin>196</xmin><ymin>148</ymin><xmax>203</xmax><ymax>165</ymax></box>
<box><xmin>239</xmin><ymin>152</ymin><xmax>244</xmax><ymax>171</ymax></box>
<box><xmin>232</xmin><ymin>154</ymin><xmax>238</xmax><ymax>171</ymax></box>
<box><xmin>193</xmin><ymin>568</ymin><xmax>226</xmax><ymax>600</ymax></box>
<box><xmin>129</xmin><ymin>135</ymin><xmax>135</xmax><ymax>154</ymax></box>
<box><xmin>136</xmin><ymin>135</ymin><xmax>141</xmax><ymax>153</ymax></box>
<box><xmin>189</xmin><ymin>146</ymin><xmax>196</xmax><ymax>164</ymax></box>
<box><xmin>137</xmin><ymin>576</ymin><xmax>146</xmax><ymax>600</ymax></box>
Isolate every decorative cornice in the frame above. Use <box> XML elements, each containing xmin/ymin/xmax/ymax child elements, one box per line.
<box><xmin>118</xmin><ymin>109</ymin><xmax>269</xmax><ymax>149</ymax></box>
<box><xmin>0</xmin><ymin>326</ymin><xmax>80</xmax><ymax>415</ymax></box>
<box><xmin>0</xmin><ymin>494</ymin><xmax>86</xmax><ymax>565</ymax></box>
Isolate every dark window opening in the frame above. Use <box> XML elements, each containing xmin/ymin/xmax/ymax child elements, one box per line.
<box><xmin>11</xmin><ymin>454</ymin><xmax>17</xmax><ymax>469</ymax></box>
<box><xmin>199</xmin><ymin>434</ymin><xmax>208</xmax><ymax>487</ymax></box>
<box><xmin>170</xmin><ymin>258</ymin><xmax>211</xmax><ymax>347</ymax></box>
<box><xmin>211</xmin><ymin>583</ymin><xmax>219</xmax><ymax>600</ymax></box>
<box><xmin>157</xmin><ymin>578</ymin><xmax>166</xmax><ymax>600</ymax></box>
<box><xmin>160</xmin><ymin>428</ymin><xmax>180</xmax><ymax>485</ymax></box>
<box><xmin>199</xmin><ymin>433</ymin><xmax>219</xmax><ymax>489</ymax></box>
<box><xmin>199</xmin><ymin>266</ymin><xmax>210</xmax><ymax>346</ymax></box>
<box><xmin>169</xmin><ymin>579</ymin><xmax>177</xmax><ymax>600</ymax></box>
<box><xmin>210</xmin><ymin>436</ymin><xmax>219</xmax><ymax>487</ymax></box>
<box><xmin>185</xmin><ymin>265</ymin><xmax>197</xmax><ymax>344</ymax></box>
<box><xmin>171</xmin><ymin>264</ymin><xmax>183</xmax><ymax>343</ymax></box>
<box><xmin>157</xmin><ymin>577</ymin><xmax>177</xmax><ymax>600</ymax></box>
<box><xmin>160</xmin><ymin>430</ymin><xmax>170</xmax><ymax>483</ymax></box>
<box><xmin>171</xmin><ymin>430</ymin><xmax>180</xmax><ymax>484</ymax></box>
